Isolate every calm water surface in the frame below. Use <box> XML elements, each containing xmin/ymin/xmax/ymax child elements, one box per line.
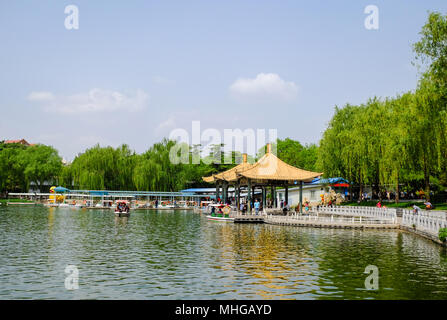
<box><xmin>1</xmin><ymin>205</ymin><xmax>447</xmax><ymax>299</ymax></box>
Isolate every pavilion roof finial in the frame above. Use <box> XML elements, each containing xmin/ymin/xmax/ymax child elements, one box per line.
<box><xmin>266</xmin><ymin>143</ymin><xmax>271</xmax><ymax>154</ymax></box>
<box><xmin>242</xmin><ymin>153</ymin><xmax>247</xmax><ymax>164</ymax></box>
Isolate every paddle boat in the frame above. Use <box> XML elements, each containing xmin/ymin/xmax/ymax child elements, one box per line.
<box><xmin>206</xmin><ymin>204</ymin><xmax>234</xmax><ymax>222</ymax></box>
<box><xmin>159</xmin><ymin>201</ymin><xmax>175</xmax><ymax>209</ymax></box>
<box><xmin>114</xmin><ymin>200</ymin><xmax>131</xmax><ymax>217</ymax></box>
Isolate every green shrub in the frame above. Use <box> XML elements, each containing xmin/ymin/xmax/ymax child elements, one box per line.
<box><xmin>438</xmin><ymin>228</ymin><xmax>447</xmax><ymax>242</ymax></box>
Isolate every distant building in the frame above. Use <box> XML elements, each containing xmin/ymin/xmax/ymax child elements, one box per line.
<box><xmin>3</xmin><ymin>139</ymin><xmax>34</xmax><ymax>146</ymax></box>
<box><xmin>29</xmin><ymin>181</ymin><xmax>55</xmax><ymax>193</ymax></box>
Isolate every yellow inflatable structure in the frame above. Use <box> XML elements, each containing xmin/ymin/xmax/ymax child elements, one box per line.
<box><xmin>49</xmin><ymin>186</ymin><xmax>65</xmax><ymax>203</ymax></box>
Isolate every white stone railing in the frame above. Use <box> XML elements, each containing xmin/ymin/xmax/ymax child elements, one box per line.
<box><xmin>402</xmin><ymin>209</ymin><xmax>447</xmax><ymax>236</ymax></box>
<box><xmin>311</xmin><ymin>205</ymin><xmax>397</xmax><ymax>221</ymax></box>
<box><xmin>266</xmin><ymin>214</ymin><xmax>395</xmax><ymax>225</ymax></box>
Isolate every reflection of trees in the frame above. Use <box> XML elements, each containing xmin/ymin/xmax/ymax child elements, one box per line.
<box><xmin>209</xmin><ymin>224</ymin><xmax>447</xmax><ymax>300</ymax></box>
<box><xmin>313</xmin><ymin>229</ymin><xmax>447</xmax><ymax>299</ymax></box>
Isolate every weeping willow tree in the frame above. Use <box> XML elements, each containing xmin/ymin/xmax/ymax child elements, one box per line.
<box><xmin>317</xmin><ymin>104</ymin><xmax>362</xmax><ymax>193</ymax></box>
<box><xmin>316</xmin><ymin>11</ymin><xmax>447</xmax><ymax>202</ymax></box>
<box><xmin>133</xmin><ymin>138</ymin><xmax>185</xmax><ymax>191</ymax></box>
<box><xmin>317</xmin><ymin>90</ymin><xmax>447</xmax><ymax>202</ymax></box>
<box><xmin>412</xmin><ymin>12</ymin><xmax>447</xmax><ymax>200</ymax></box>
<box><xmin>70</xmin><ymin>144</ymin><xmax>137</xmax><ymax>190</ymax></box>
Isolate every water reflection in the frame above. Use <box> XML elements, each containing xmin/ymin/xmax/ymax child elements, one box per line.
<box><xmin>0</xmin><ymin>206</ymin><xmax>446</xmax><ymax>299</ymax></box>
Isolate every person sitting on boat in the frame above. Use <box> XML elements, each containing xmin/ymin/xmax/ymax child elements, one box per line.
<box><xmin>217</xmin><ymin>207</ymin><xmax>223</xmax><ymax>214</ymax></box>
<box><xmin>211</xmin><ymin>205</ymin><xmax>216</xmax><ymax>215</ymax></box>
<box><xmin>124</xmin><ymin>204</ymin><xmax>130</xmax><ymax>213</ymax></box>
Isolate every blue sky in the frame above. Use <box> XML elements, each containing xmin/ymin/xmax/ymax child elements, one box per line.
<box><xmin>1</xmin><ymin>1</ymin><xmax>446</xmax><ymax>160</ymax></box>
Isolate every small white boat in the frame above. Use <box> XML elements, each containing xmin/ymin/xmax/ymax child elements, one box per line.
<box><xmin>206</xmin><ymin>215</ymin><xmax>234</xmax><ymax>222</ymax></box>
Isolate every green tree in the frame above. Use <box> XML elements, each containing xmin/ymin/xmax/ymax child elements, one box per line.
<box><xmin>0</xmin><ymin>143</ymin><xmax>28</xmax><ymax>192</ymax></box>
<box><xmin>23</xmin><ymin>144</ymin><xmax>63</xmax><ymax>192</ymax></box>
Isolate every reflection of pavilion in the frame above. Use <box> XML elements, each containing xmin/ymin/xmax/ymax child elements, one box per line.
<box><xmin>203</xmin><ymin>143</ymin><xmax>322</xmax><ymax>212</ymax></box>
<box><xmin>210</xmin><ymin>222</ymin><xmax>318</xmax><ymax>299</ymax></box>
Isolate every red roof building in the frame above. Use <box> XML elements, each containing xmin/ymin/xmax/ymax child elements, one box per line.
<box><xmin>4</xmin><ymin>139</ymin><xmax>31</xmax><ymax>146</ymax></box>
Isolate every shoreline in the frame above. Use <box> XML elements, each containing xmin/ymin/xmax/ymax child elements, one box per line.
<box><xmin>3</xmin><ymin>202</ymin><xmax>447</xmax><ymax>247</ymax></box>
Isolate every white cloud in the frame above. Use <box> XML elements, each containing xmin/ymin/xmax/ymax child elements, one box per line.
<box><xmin>229</xmin><ymin>73</ymin><xmax>299</xmax><ymax>102</ymax></box>
<box><xmin>152</xmin><ymin>76</ymin><xmax>175</xmax><ymax>85</ymax></box>
<box><xmin>155</xmin><ymin>117</ymin><xmax>177</xmax><ymax>136</ymax></box>
<box><xmin>28</xmin><ymin>91</ymin><xmax>55</xmax><ymax>101</ymax></box>
<box><xmin>28</xmin><ymin>88</ymin><xmax>149</xmax><ymax>114</ymax></box>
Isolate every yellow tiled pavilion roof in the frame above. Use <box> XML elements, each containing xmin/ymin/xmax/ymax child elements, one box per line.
<box><xmin>237</xmin><ymin>152</ymin><xmax>322</xmax><ymax>182</ymax></box>
<box><xmin>202</xmin><ymin>145</ymin><xmax>323</xmax><ymax>183</ymax></box>
<box><xmin>202</xmin><ymin>175</ymin><xmax>216</xmax><ymax>183</ymax></box>
<box><xmin>202</xmin><ymin>154</ymin><xmax>253</xmax><ymax>183</ymax></box>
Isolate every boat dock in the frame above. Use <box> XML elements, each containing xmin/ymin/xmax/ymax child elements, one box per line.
<box><xmin>6</xmin><ymin>190</ymin><xmax>211</xmax><ymax>210</ymax></box>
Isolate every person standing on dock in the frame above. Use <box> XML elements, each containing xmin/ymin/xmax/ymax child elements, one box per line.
<box><xmin>254</xmin><ymin>199</ymin><xmax>260</xmax><ymax>215</ymax></box>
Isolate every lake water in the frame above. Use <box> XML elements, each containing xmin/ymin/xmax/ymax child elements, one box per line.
<box><xmin>1</xmin><ymin>205</ymin><xmax>446</xmax><ymax>299</ymax></box>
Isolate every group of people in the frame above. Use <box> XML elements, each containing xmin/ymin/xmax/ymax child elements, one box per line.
<box><xmin>236</xmin><ymin>198</ymin><xmax>313</xmax><ymax>215</ymax></box>
<box><xmin>238</xmin><ymin>199</ymin><xmax>262</xmax><ymax>215</ymax></box>
<box><xmin>412</xmin><ymin>202</ymin><xmax>433</xmax><ymax>213</ymax></box>
<box><xmin>377</xmin><ymin>199</ymin><xmax>434</xmax><ymax>213</ymax></box>
<box><xmin>116</xmin><ymin>202</ymin><xmax>130</xmax><ymax>213</ymax></box>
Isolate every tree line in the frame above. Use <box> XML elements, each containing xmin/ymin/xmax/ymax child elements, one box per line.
<box><xmin>0</xmin><ymin>138</ymin><xmax>317</xmax><ymax>193</ymax></box>
<box><xmin>317</xmin><ymin>11</ymin><xmax>447</xmax><ymax>202</ymax></box>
